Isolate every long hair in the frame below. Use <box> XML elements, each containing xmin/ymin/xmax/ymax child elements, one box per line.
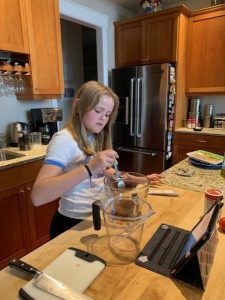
<box><xmin>65</xmin><ymin>81</ymin><xmax>119</xmax><ymax>155</ymax></box>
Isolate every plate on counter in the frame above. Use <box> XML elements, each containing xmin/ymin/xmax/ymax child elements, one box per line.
<box><xmin>188</xmin><ymin>158</ymin><xmax>222</xmax><ymax>169</ymax></box>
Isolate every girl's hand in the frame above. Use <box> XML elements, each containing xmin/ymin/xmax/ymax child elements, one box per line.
<box><xmin>88</xmin><ymin>150</ymin><xmax>118</xmax><ymax>175</ymax></box>
<box><xmin>146</xmin><ymin>173</ymin><xmax>162</xmax><ymax>185</ymax></box>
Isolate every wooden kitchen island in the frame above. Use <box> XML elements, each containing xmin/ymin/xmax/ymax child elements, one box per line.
<box><xmin>0</xmin><ymin>179</ymin><xmax>225</xmax><ymax>299</ymax></box>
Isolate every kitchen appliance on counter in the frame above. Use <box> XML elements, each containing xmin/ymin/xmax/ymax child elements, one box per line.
<box><xmin>10</xmin><ymin>122</ymin><xmax>30</xmax><ymax>147</ymax></box>
<box><xmin>203</xmin><ymin>104</ymin><xmax>214</xmax><ymax>128</ymax></box>
<box><xmin>111</xmin><ymin>63</ymin><xmax>175</xmax><ymax>174</ymax></box>
<box><xmin>31</xmin><ymin>108</ymin><xmax>63</xmax><ymax>144</ymax></box>
<box><xmin>18</xmin><ymin>130</ymin><xmax>31</xmax><ymax>151</ymax></box>
<box><xmin>214</xmin><ymin>113</ymin><xmax>225</xmax><ymax>129</ymax></box>
<box><xmin>188</xmin><ymin>97</ymin><xmax>201</xmax><ymax>126</ymax></box>
<box><xmin>38</xmin><ymin>123</ymin><xmax>51</xmax><ymax>145</ymax></box>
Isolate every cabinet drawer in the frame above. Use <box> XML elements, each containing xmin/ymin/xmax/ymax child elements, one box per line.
<box><xmin>174</xmin><ymin>132</ymin><xmax>225</xmax><ymax>149</ymax></box>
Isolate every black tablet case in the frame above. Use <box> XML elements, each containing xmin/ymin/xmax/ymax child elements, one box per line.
<box><xmin>136</xmin><ymin>203</ymin><xmax>221</xmax><ymax>290</ymax></box>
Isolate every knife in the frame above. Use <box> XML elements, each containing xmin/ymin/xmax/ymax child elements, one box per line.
<box><xmin>9</xmin><ymin>258</ymin><xmax>92</xmax><ymax>300</ymax></box>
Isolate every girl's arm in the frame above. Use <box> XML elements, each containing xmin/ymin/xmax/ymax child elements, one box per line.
<box><xmin>31</xmin><ymin>164</ymin><xmax>90</xmax><ymax>206</ymax></box>
<box><xmin>146</xmin><ymin>173</ymin><xmax>162</xmax><ymax>184</ymax></box>
<box><xmin>31</xmin><ymin>149</ymin><xmax>118</xmax><ymax>206</ymax></box>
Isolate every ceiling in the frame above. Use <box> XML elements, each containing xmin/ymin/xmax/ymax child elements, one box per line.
<box><xmin>108</xmin><ymin>0</ymin><xmax>181</xmax><ymax>13</ymax></box>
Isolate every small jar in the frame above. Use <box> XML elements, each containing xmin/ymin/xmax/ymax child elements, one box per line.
<box><xmin>211</xmin><ymin>0</ymin><xmax>224</xmax><ymax>6</ymax></box>
<box><xmin>187</xmin><ymin>119</ymin><xmax>192</xmax><ymax>129</ymax></box>
<box><xmin>191</xmin><ymin>118</ymin><xmax>196</xmax><ymax>128</ymax></box>
<box><xmin>182</xmin><ymin>119</ymin><xmax>188</xmax><ymax>128</ymax></box>
<box><xmin>204</xmin><ymin>187</ymin><xmax>223</xmax><ymax>213</ymax></box>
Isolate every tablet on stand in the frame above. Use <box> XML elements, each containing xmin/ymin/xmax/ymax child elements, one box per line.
<box><xmin>135</xmin><ymin>201</ymin><xmax>223</xmax><ymax>290</ymax></box>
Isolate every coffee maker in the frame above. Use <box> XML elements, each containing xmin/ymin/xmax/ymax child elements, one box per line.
<box><xmin>10</xmin><ymin>122</ymin><xmax>30</xmax><ymax>147</ymax></box>
<box><xmin>31</xmin><ymin>108</ymin><xmax>63</xmax><ymax>144</ymax></box>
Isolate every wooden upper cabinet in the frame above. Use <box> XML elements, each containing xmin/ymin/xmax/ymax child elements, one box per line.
<box><xmin>0</xmin><ymin>0</ymin><xmax>29</xmax><ymax>53</ymax></box>
<box><xmin>114</xmin><ymin>7</ymin><xmax>189</xmax><ymax>67</ymax></box>
<box><xmin>143</xmin><ymin>13</ymin><xmax>178</xmax><ymax>64</ymax></box>
<box><xmin>186</xmin><ymin>7</ymin><xmax>225</xmax><ymax>94</ymax></box>
<box><xmin>115</xmin><ymin>20</ymin><xmax>143</xmax><ymax>67</ymax></box>
<box><xmin>25</xmin><ymin>0</ymin><xmax>64</xmax><ymax>97</ymax></box>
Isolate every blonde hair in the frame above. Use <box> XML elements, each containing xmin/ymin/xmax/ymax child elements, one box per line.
<box><xmin>65</xmin><ymin>81</ymin><xmax>119</xmax><ymax>155</ymax></box>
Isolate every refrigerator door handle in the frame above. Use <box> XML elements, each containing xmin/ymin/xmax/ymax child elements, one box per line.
<box><xmin>137</xmin><ymin>77</ymin><xmax>142</xmax><ymax>138</ymax></box>
<box><xmin>125</xmin><ymin>96</ymin><xmax>129</xmax><ymax>125</ymax></box>
<box><xmin>116</xmin><ymin>147</ymin><xmax>157</xmax><ymax>156</ymax></box>
<box><xmin>130</xmin><ymin>78</ymin><xmax>135</xmax><ymax>136</ymax></box>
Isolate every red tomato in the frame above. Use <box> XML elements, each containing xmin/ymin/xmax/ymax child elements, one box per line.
<box><xmin>218</xmin><ymin>217</ymin><xmax>225</xmax><ymax>232</ymax></box>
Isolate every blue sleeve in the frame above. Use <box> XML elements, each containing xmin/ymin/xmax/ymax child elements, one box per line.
<box><xmin>44</xmin><ymin>130</ymin><xmax>77</xmax><ymax>169</ymax></box>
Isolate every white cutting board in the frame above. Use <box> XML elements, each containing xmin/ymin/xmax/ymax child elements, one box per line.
<box><xmin>20</xmin><ymin>248</ymin><xmax>106</xmax><ymax>300</ymax></box>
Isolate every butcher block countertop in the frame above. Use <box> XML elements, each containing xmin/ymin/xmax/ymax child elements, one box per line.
<box><xmin>0</xmin><ymin>183</ymin><xmax>225</xmax><ymax>300</ymax></box>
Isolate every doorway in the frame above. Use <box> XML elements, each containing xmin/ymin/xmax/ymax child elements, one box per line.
<box><xmin>59</xmin><ymin>0</ymin><xmax>109</xmax><ymax>85</ymax></box>
<box><xmin>60</xmin><ymin>19</ymin><xmax>98</xmax><ymax>91</ymax></box>
<box><xmin>82</xmin><ymin>26</ymin><xmax>97</xmax><ymax>82</ymax></box>
<box><xmin>57</xmin><ymin>0</ymin><xmax>109</xmax><ymax>128</ymax></box>
<box><xmin>57</xmin><ymin>20</ymin><xmax>98</xmax><ymax>128</ymax></box>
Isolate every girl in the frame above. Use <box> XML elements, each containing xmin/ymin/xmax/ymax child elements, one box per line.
<box><xmin>31</xmin><ymin>81</ymin><xmax>161</xmax><ymax>239</ymax></box>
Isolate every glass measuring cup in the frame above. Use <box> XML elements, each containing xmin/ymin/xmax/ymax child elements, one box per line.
<box><xmin>92</xmin><ymin>172</ymin><xmax>154</xmax><ymax>264</ymax></box>
<box><xmin>104</xmin><ymin>171</ymin><xmax>150</xmax><ymax>204</ymax></box>
<box><xmin>92</xmin><ymin>196</ymin><xmax>155</xmax><ymax>264</ymax></box>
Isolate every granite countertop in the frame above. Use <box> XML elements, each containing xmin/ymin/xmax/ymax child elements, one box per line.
<box><xmin>175</xmin><ymin>127</ymin><xmax>225</xmax><ymax>136</ymax></box>
<box><xmin>1</xmin><ymin>144</ymin><xmax>224</xmax><ymax>195</ymax></box>
<box><xmin>0</xmin><ymin>145</ymin><xmax>47</xmax><ymax>170</ymax></box>
<box><xmin>162</xmin><ymin>158</ymin><xmax>225</xmax><ymax>194</ymax></box>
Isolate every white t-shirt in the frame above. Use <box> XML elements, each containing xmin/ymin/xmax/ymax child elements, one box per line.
<box><xmin>44</xmin><ymin>128</ymin><xmax>105</xmax><ymax>219</ymax></box>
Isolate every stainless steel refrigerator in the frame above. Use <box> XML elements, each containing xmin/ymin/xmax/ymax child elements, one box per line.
<box><xmin>111</xmin><ymin>63</ymin><xmax>175</xmax><ymax>174</ymax></box>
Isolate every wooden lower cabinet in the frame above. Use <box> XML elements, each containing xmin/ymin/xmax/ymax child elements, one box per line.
<box><xmin>27</xmin><ymin>185</ymin><xmax>58</xmax><ymax>249</ymax></box>
<box><xmin>172</xmin><ymin>132</ymin><xmax>225</xmax><ymax>164</ymax></box>
<box><xmin>0</xmin><ymin>185</ymin><xmax>31</xmax><ymax>270</ymax></box>
<box><xmin>0</xmin><ymin>160</ymin><xmax>58</xmax><ymax>270</ymax></box>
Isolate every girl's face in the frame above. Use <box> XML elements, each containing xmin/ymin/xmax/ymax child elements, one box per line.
<box><xmin>83</xmin><ymin>95</ymin><xmax>114</xmax><ymax>133</ymax></box>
